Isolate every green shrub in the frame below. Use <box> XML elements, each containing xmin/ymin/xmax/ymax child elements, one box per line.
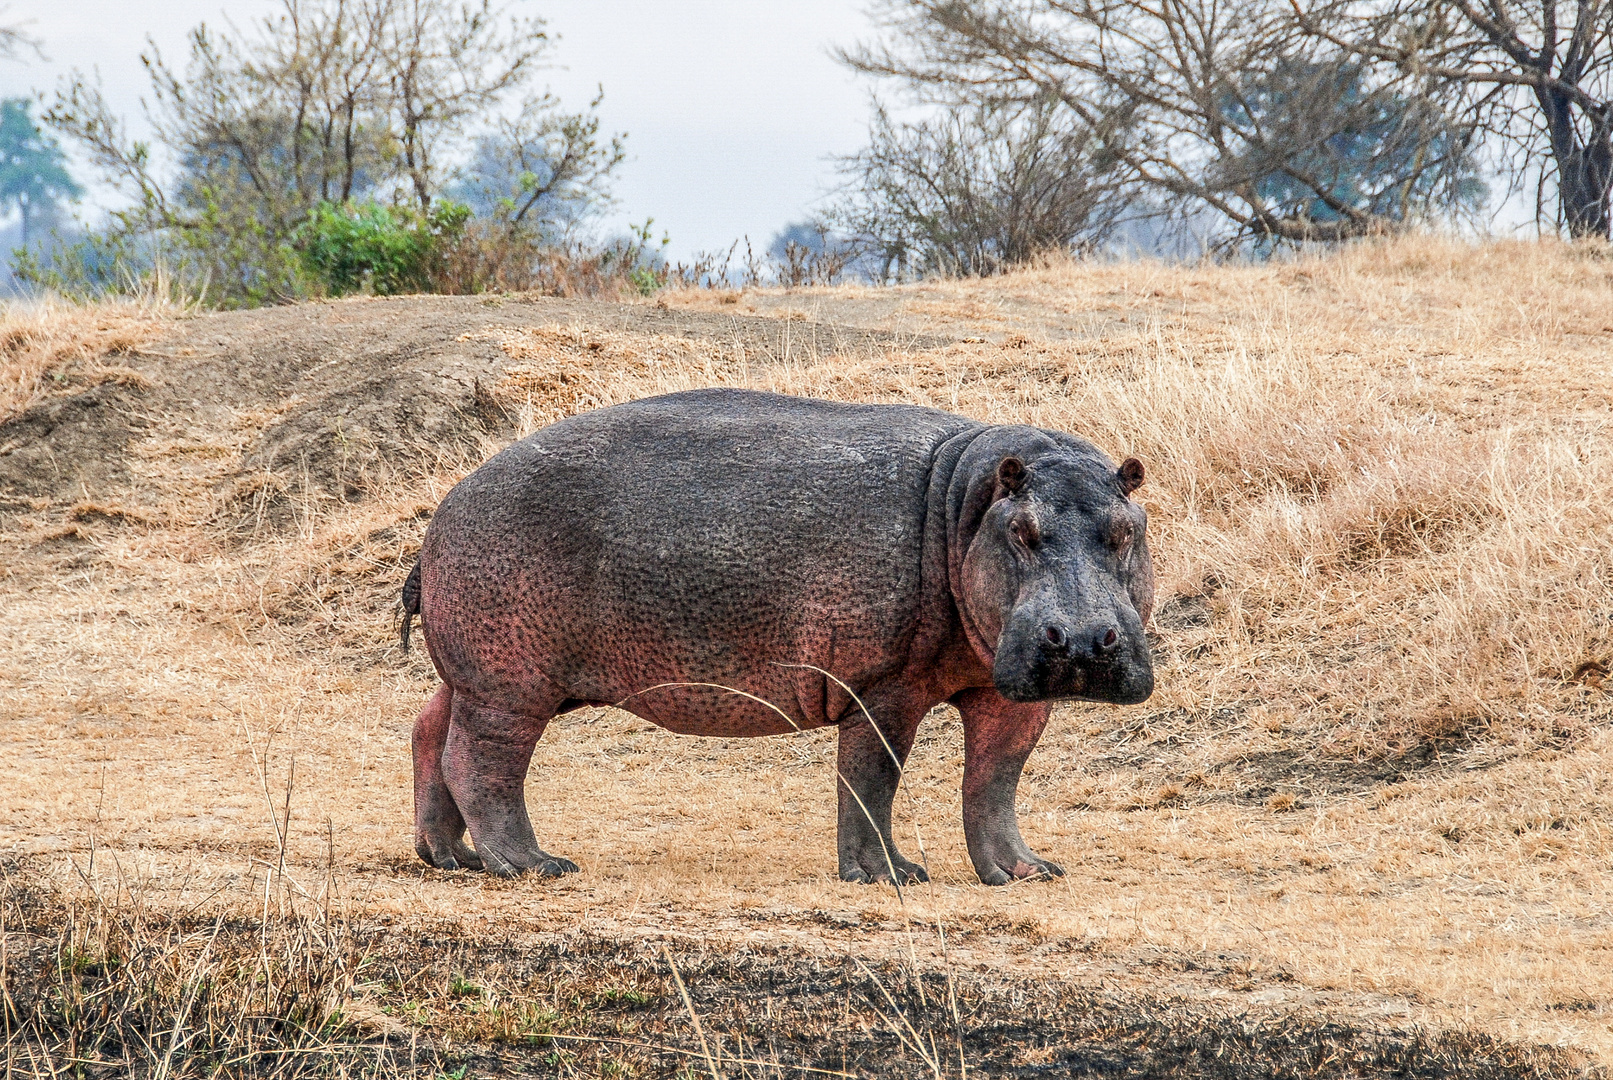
<box><xmin>296</xmin><ymin>200</ymin><xmax>470</xmax><ymax>297</ymax></box>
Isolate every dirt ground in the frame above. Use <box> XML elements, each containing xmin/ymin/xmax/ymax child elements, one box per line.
<box><xmin>3</xmin><ymin>241</ymin><xmax>1612</xmax><ymax>1077</ymax></box>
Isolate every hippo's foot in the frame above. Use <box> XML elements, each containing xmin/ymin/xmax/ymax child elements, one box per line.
<box><xmin>416</xmin><ymin>831</ymin><xmax>484</xmax><ymax>872</ymax></box>
<box><xmin>839</xmin><ymin>846</ymin><xmax>930</xmax><ymax>886</ymax></box>
<box><xmin>437</xmin><ymin>698</ymin><xmax>569</xmax><ymax>879</ymax></box>
<box><xmin>414</xmin><ymin>794</ymin><xmax>484</xmax><ymax>872</ymax></box>
<box><xmin>414</xmin><ymin>686</ymin><xmax>484</xmax><ymax>871</ymax></box>
<box><xmin>973</xmin><ymin>846</ymin><xmax>1064</xmax><ymax>887</ymax></box>
<box><xmin>475</xmin><ymin>839</ymin><xmax>579</xmax><ymax>880</ymax></box>
<box><xmin>486</xmin><ymin>853</ymin><xmax>578</xmax><ymax>879</ymax></box>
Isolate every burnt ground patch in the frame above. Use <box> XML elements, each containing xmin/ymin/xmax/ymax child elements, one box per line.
<box><xmin>391</xmin><ymin>933</ymin><xmax>1598</xmax><ymax>1079</ymax></box>
<box><xmin>5</xmin><ymin>881</ymin><xmax>1598</xmax><ymax>1080</ymax></box>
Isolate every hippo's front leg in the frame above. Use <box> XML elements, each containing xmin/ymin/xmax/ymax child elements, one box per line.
<box><xmin>835</xmin><ymin>704</ymin><xmax>929</xmax><ymax>885</ymax></box>
<box><xmin>954</xmin><ymin>688</ymin><xmax>1064</xmax><ymax>885</ymax></box>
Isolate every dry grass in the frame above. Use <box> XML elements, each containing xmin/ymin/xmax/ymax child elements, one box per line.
<box><xmin>0</xmin><ymin>296</ymin><xmax>173</xmax><ymax>422</ymax></box>
<box><xmin>0</xmin><ymin>859</ymin><xmax>386</xmax><ymax>1078</ymax></box>
<box><xmin>13</xmin><ymin>861</ymin><xmax>1586</xmax><ymax>1080</ymax></box>
<box><xmin>3</xmin><ymin>235</ymin><xmax>1613</xmax><ymax>1072</ymax></box>
<box><xmin>510</xmin><ymin>237</ymin><xmax>1613</xmax><ymax>750</ymax></box>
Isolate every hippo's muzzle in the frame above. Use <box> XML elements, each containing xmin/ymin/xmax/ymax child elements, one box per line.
<box><xmin>992</xmin><ymin>613</ymin><xmax>1154</xmax><ymax>705</ymax></box>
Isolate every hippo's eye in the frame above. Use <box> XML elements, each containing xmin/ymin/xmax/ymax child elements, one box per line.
<box><xmin>1108</xmin><ymin>519</ymin><xmax>1135</xmax><ymax>554</ymax></box>
<box><xmin>1009</xmin><ymin>511</ymin><xmax>1041</xmax><ymax>550</ymax></box>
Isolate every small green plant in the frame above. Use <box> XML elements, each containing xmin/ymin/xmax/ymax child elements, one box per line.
<box><xmin>603</xmin><ymin>217</ymin><xmax>670</xmax><ymax>296</ymax></box>
<box><xmin>498</xmin><ymin>1000</ymin><xmax>563</xmax><ymax>1044</ymax></box>
<box><xmin>592</xmin><ymin>985</ymin><xmax>654</xmax><ymax>1008</ymax></box>
<box><xmin>296</xmin><ymin>199</ymin><xmax>471</xmax><ymax>297</ymax></box>
<box><xmin>448</xmin><ymin>973</ymin><xmax>483</xmax><ymax>999</ymax></box>
<box><xmin>628</xmin><ymin>264</ymin><xmax>660</xmax><ymax>296</ymax></box>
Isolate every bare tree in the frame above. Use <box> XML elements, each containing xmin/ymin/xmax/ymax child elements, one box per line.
<box><xmin>380</xmin><ymin>0</ymin><xmax>548</xmax><ymax>210</ymax></box>
<box><xmin>827</xmin><ymin>93</ymin><xmax>1128</xmax><ymax>279</ymax></box>
<box><xmin>846</xmin><ymin>0</ymin><xmax>1485</xmax><ymax>245</ymax></box>
<box><xmin>49</xmin><ymin>0</ymin><xmax>548</xmax><ymax>221</ymax></box>
<box><xmin>1297</xmin><ymin>1</ymin><xmax>1613</xmax><ymax>238</ymax></box>
<box><xmin>453</xmin><ymin>89</ymin><xmax>626</xmax><ymax>233</ymax></box>
<box><xmin>432</xmin><ymin>88</ymin><xmax>628</xmax><ymax>290</ymax></box>
<box><xmin>0</xmin><ymin>7</ymin><xmax>41</xmax><ymax>62</ymax></box>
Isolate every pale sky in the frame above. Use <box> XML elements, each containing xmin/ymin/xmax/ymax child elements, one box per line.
<box><xmin>1</xmin><ymin>1</ymin><xmax>881</xmax><ymax>260</ymax></box>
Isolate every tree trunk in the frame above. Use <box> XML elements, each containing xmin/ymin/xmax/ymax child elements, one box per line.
<box><xmin>1559</xmin><ymin>154</ymin><xmax>1612</xmax><ymax>238</ymax></box>
<box><xmin>1537</xmin><ymin>85</ymin><xmax>1613</xmax><ymax>239</ymax></box>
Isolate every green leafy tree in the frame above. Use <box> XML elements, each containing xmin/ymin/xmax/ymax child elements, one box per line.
<box><xmin>0</xmin><ymin>98</ymin><xmax>80</xmax><ymax>247</ymax></box>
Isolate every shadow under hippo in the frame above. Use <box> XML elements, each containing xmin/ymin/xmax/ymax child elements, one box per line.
<box><xmin>403</xmin><ymin>388</ymin><xmax>1155</xmax><ymax>885</ymax></box>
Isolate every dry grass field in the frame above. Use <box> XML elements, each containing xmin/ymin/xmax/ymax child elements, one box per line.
<box><xmin>1</xmin><ymin>236</ymin><xmax>1611</xmax><ymax>1077</ymax></box>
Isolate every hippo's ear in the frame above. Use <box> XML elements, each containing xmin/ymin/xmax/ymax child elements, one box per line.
<box><xmin>1117</xmin><ymin>457</ymin><xmax>1145</xmax><ymax>496</ymax></box>
<box><xmin>996</xmin><ymin>456</ymin><xmax>1028</xmax><ymax>497</ymax></box>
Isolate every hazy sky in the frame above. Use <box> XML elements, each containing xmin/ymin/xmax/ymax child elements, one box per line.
<box><xmin>1</xmin><ymin>1</ymin><xmax>882</xmax><ymax>259</ymax></box>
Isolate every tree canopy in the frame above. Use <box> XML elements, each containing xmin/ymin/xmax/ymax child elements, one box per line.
<box><xmin>0</xmin><ymin>98</ymin><xmax>81</xmax><ymax>247</ymax></box>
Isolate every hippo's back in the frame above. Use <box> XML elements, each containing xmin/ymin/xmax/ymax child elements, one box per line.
<box><xmin>418</xmin><ymin>389</ymin><xmax>980</xmax><ymax>721</ymax></box>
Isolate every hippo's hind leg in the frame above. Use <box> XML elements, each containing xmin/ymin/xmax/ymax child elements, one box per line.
<box><xmin>954</xmin><ymin>688</ymin><xmax>1063</xmax><ymax>885</ymax></box>
<box><xmin>441</xmin><ymin>693</ymin><xmax>577</xmax><ymax>879</ymax></box>
<box><xmin>412</xmin><ymin>685</ymin><xmax>483</xmax><ymax>871</ymax></box>
<box><xmin>835</xmin><ymin>703</ymin><xmax>929</xmax><ymax>885</ymax></box>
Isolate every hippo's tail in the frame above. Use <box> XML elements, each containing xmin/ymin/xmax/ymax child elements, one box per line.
<box><xmin>401</xmin><ymin>559</ymin><xmax>423</xmax><ymax>651</ymax></box>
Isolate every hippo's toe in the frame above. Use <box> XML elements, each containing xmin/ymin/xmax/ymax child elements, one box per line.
<box><xmin>478</xmin><ymin>845</ymin><xmax>578</xmax><ymax>879</ymax></box>
<box><xmin>416</xmin><ymin>834</ymin><xmax>484</xmax><ymax>872</ymax></box>
<box><xmin>840</xmin><ymin>852</ymin><xmax>929</xmax><ymax>886</ymax></box>
<box><xmin>978</xmin><ymin>856</ymin><xmax>1063</xmax><ymax>886</ymax></box>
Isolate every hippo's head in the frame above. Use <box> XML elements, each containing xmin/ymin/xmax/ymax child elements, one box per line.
<box><xmin>949</xmin><ymin>431</ymin><xmax>1155</xmax><ymax>705</ymax></box>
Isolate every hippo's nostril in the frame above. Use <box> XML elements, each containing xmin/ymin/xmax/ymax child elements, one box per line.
<box><xmin>1095</xmin><ymin>627</ymin><xmax>1119</xmax><ymax>654</ymax></box>
<box><xmin>1044</xmin><ymin>624</ymin><xmax>1067</xmax><ymax>648</ymax></box>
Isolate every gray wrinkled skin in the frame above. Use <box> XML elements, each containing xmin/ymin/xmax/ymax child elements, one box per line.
<box><xmin>406</xmin><ymin>388</ymin><xmax>1155</xmax><ymax>885</ymax></box>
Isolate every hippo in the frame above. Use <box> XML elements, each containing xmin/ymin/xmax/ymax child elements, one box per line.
<box><xmin>402</xmin><ymin>388</ymin><xmax>1154</xmax><ymax>885</ymax></box>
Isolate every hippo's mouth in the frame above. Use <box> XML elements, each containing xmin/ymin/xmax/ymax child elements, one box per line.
<box><xmin>993</xmin><ymin>650</ymin><xmax>1152</xmax><ymax>705</ymax></box>
<box><xmin>994</xmin><ymin>654</ymin><xmax>1084</xmax><ymax>702</ymax></box>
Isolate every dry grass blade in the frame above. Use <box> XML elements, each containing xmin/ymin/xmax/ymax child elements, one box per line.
<box><xmin>626</xmin><ymin>675</ymin><xmax>971</xmax><ymax>1073</ymax></box>
<box><xmin>662</xmin><ymin>944</ymin><xmax>721</xmax><ymax>1080</ymax></box>
<box><xmin>623</xmin><ymin>680</ymin><xmax>912</xmax><ymax>890</ymax></box>
<box><xmin>851</xmin><ymin>956</ymin><xmax>944</xmax><ymax>1079</ymax></box>
<box><xmin>151</xmin><ymin>915</ymin><xmax>222</xmax><ymax>1080</ymax></box>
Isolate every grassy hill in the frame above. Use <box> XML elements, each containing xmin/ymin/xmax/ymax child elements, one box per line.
<box><xmin>1</xmin><ymin>236</ymin><xmax>1609</xmax><ymax>1076</ymax></box>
